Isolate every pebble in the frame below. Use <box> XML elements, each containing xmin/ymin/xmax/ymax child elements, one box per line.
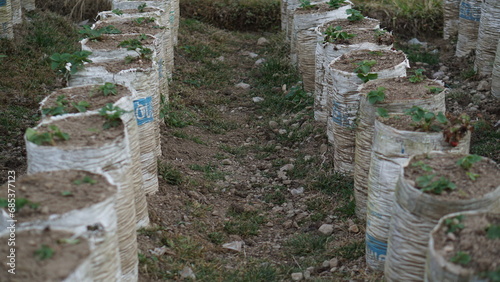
<box><xmin>290</xmin><ymin>187</ymin><xmax>304</xmax><ymax>195</ymax></box>
<box><xmin>291</xmin><ymin>272</ymin><xmax>303</xmax><ymax>281</ymax></box>
<box><xmin>329</xmin><ymin>258</ymin><xmax>339</xmax><ymax>268</ymax></box>
<box><xmin>280</xmin><ymin>164</ymin><xmax>294</xmax><ymax>171</ymax></box>
<box><xmin>257</xmin><ymin>37</ymin><xmax>269</xmax><ymax>46</ymax></box>
<box><xmin>477</xmin><ymin>80</ymin><xmax>490</xmax><ymax>91</ymax></box>
<box><xmin>236</xmin><ymin>82</ymin><xmax>251</xmax><ymax>89</ymax></box>
<box><xmin>221</xmin><ymin>159</ymin><xmax>232</xmax><ymax>165</ymax></box>
<box><xmin>179</xmin><ymin>266</ymin><xmax>196</xmax><ymax>279</ymax></box>
<box><xmin>252</xmin><ymin>97</ymin><xmax>264</xmax><ymax>103</ymax></box>
<box><xmin>318</xmin><ymin>224</ymin><xmax>334</xmax><ymax>235</ymax></box>
<box><xmin>269</xmin><ymin>120</ymin><xmax>278</xmax><ymax>128</ymax></box>
<box><xmin>255</xmin><ymin>58</ymin><xmax>266</xmax><ymax>65</ymax></box>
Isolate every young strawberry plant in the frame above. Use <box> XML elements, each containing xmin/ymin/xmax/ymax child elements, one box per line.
<box><xmin>73</xmin><ymin>175</ymin><xmax>97</xmax><ymax>185</ymax></box>
<box><xmin>404</xmin><ymin>106</ymin><xmax>448</xmax><ymax>132</ymax></box>
<box><xmin>97</xmin><ymin>82</ymin><xmax>118</xmax><ymax>96</ymax></box>
<box><xmin>42</xmin><ymin>95</ymin><xmax>69</xmax><ymax>116</ymax></box>
<box><xmin>99</xmin><ymin>103</ymin><xmax>128</xmax><ymax>129</ymax></box>
<box><xmin>411</xmin><ymin>160</ymin><xmax>433</xmax><ymax>172</ymax></box>
<box><xmin>444</xmin><ymin>215</ymin><xmax>464</xmax><ymax>233</ymax></box>
<box><xmin>376</xmin><ymin>107</ymin><xmax>389</xmax><ymax>118</ymax></box>
<box><xmin>354</xmin><ymin>60</ymin><xmax>378</xmax><ymax>83</ymax></box>
<box><xmin>486</xmin><ymin>224</ymin><xmax>500</xmax><ymax>239</ymax></box>
<box><xmin>366</xmin><ymin>87</ymin><xmax>386</xmax><ymax>104</ymax></box>
<box><xmin>78</xmin><ymin>25</ymin><xmax>121</xmax><ymax>41</ymax></box>
<box><xmin>450</xmin><ymin>251</ymin><xmax>471</xmax><ymax>266</ymax></box>
<box><xmin>138</xmin><ymin>3</ymin><xmax>147</xmax><ymax>12</ymax></box>
<box><xmin>118</xmin><ymin>39</ymin><xmax>153</xmax><ymax>61</ymax></box>
<box><xmin>50</xmin><ymin>51</ymin><xmax>92</xmax><ymax>85</ymax></box>
<box><xmin>456</xmin><ymin>154</ymin><xmax>482</xmax><ymax>181</ymax></box>
<box><xmin>134</xmin><ymin>17</ymin><xmax>156</xmax><ymax>25</ymax></box>
<box><xmin>299</xmin><ymin>0</ymin><xmax>315</xmax><ymax>9</ymax></box>
<box><xmin>443</xmin><ymin>113</ymin><xmax>473</xmax><ymax>147</ymax></box>
<box><xmin>0</xmin><ymin>197</ymin><xmax>39</xmax><ymax>213</ymax></box>
<box><xmin>346</xmin><ymin>9</ymin><xmax>364</xmax><ymax>22</ymax></box>
<box><xmin>112</xmin><ymin>9</ymin><xmax>123</xmax><ymax>15</ymax></box>
<box><xmin>416</xmin><ymin>174</ymin><xmax>456</xmax><ymax>194</ymax></box>
<box><xmin>327</xmin><ymin>0</ymin><xmax>346</xmax><ymax>9</ymax></box>
<box><xmin>427</xmin><ymin>86</ymin><xmax>444</xmax><ymax>94</ymax></box>
<box><xmin>34</xmin><ymin>245</ymin><xmax>55</xmax><ymax>261</ymax></box>
<box><xmin>408</xmin><ymin>68</ymin><xmax>426</xmax><ymax>83</ymax></box>
<box><xmin>323</xmin><ymin>26</ymin><xmax>356</xmax><ymax>43</ymax></box>
<box><xmin>71</xmin><ymin>101</ymin><xmax>90</xmax><ymax>113</ymax></box>
<box><xmin>26</xmin><ymin>125</ymin><xmax>70</xmax><ymax>146</ymax></box>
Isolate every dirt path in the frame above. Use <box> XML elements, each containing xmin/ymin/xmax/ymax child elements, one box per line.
<box><xmin>137</xmin><ymin>19</ymin><xmax>376</xmax><ymax>281</ymax></box>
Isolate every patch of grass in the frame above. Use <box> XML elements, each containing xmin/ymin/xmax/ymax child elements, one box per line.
<box><xmin>189</xmin><ymin>163</ymin><xmax>225</xmax><ymax>181</ymax></box>
<box><xmin>263</xmin><ymin>186</ymin><xmax>286</xmax><ymax>205</ymax></box>
<box><xmin>171</xmin><ymin>130</ymin><xmax>206</xmax><ymax>145</ymax></box>
<box><xmin>395</xmin><ymin>43</ymin><xmax>439</xmax><ymax>65</ymax></box>
<box><xmin>224</xmin><ymin>206</ymin><xmax>266</xmax><ymax>237</ymax></box>
<box><xmin>460</xmin><ymin>67</ymin><xmax>478</xmax><ymax>80</ymax></box>
<box><xmin>311</xmin><ymin>171</ymin><xmax>355</xmax><ymax>218</ymax></box>
<box><xmin>163</xmin><ymin>235</ymin><xmax>206</xmax><ymax>262</ymax></box>
<box><xmin>207</xmin><ymin>232</ymin><xmax>226</xmax><ymax>245</ymax></box>
<box><xmin>288</xmin><ymin>154</ymin><xmax>315</xmax><ymax>179</ymax></box>
<box><xmin>161</xmin><ymin>101</ymin><xmax>196</xmax><ymax>128</ymax></box>
<box><xmin>284</xmin><ymin>233</ymin><xmax>330</xmax><ymax>256</ymax></box>
<box><xmin>471</xmin><ymin>120</ymin><xmax>500</xmax><ymax>163</ymax></box>
<box><xmin>219</xmin><ymin>144</ymin><xmax>248</xmax><ymax>157</ymax></box>
<box><xmin>158</xmin><ymin>161</ymin><xmax>184</xmax><ymax>185</ymax></box>
<box><xmin>335</xmin><ymin>241</ymin><xmax>365</xmax><ymax>260</ymax></box>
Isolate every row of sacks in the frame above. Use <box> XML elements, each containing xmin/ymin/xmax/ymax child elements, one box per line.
<box><xmin>0</xmin><ymin>0</ymin><xmax>35</xmax><ymax>39</ymax></box>
<box><xmin>281</xmin><ymin>0</ymin><xmax>500</xmax><ymax>280</ymax></box>
<box><xmin>0</xmin><ymin>1</ymin><xmax>179</xmax><ymax>281</ymax></box>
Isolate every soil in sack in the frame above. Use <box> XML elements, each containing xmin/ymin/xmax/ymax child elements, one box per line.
<box><xmin>41</xmin><ymin>84</ymin><xmax>151</xmax><ymax>228</ymax></box>
<box><xmin>384</xmin><ymin>152</ymin><xmax>500</xmax><ymax>281</ymax></box>
<box><xmin>353</xmin><ymin>76</ymin><xmax>445</xmax><ymax>219</ymax></box>
<box><xmin>428</xmin><ymin>211</ymin><xmax>500</xmax><ymax>281</ymax></box>
<box><xmin>94</xmin><ymin>18</ymin><xmax>166</xmax><ymax>35</ymax></box>
<box><xmin>84</xmin><ymin>34</ymin><xmax>155</xmax><ymax>51</ymax></box>
<box><xmin>0</xmin><ymin>229</ymin><xmax>91</xmax><ymax>282</ymax></box>
<box><xmin>327</xmin><ymin>49</ymin><xmax>408</xmax><ymax>175</ymax></box>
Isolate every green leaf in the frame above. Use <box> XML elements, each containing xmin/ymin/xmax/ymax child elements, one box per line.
<box><xmin>436</xmin><ymin>112</ymin><xmax>448</xmax><ymax>124</ymax></box>
<box><xmin>376</xmin><ymin>107</ymin><xmax>389</xmax><ymax>117</ymax></box>
<box><xmin>486</xmin><ymin>224</ymin><xmax>500</xmax><ymax>239</ymax></box>
<box><xmin>445</xmin><ymin>215</ymin><xmax>465</xmax><ymax>233</ymax></box>
<box><xmin>456</xmin><ymin>154</ymin><xmax>482</xmax><ymax>170</ymax></box>
<box><xmin>465</xmin><ymin>171</ymin><xmax>479</xmax><ymax>181</ymax></box>
<box><xmin>61</xmin><ymin>191</ymin><xmax>73</xmax><ymax>196</ymax></box>
<box><xmin>34</xmin><ymin>245</ymin><xmax>54</xmax><ymax>260</ymax></box>
<box><xmin>450</xmin><ymin>251</ymin><xmax>471</xmax><ymax>265</ymax></box>
<box><xmin>73</xmin><ymin>175</ymin><xmax>97</xmax><ymax>185</ymax></box>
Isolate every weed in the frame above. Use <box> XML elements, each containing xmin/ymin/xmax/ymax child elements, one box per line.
<box><xmin>158</xmin><ymin>161</ymin><xmax>183</xmax><ymax>185</ymax></box>
<box><xmin>404</xmin><ymin>106</ymin><xmax>448</xmax><ymax>132</ymax></box>
<box><xmin>460</xmin><ymin>67</ymin><xmax>477</xmax><ymax>80</ymax></box>
<box><xmin>470</xmin><ymin>120</ymin><xmax>500</xmax><ymax>162</ymax></box>
<box><xmin>285</xmin><ymin>233</ymin><xmax>329</xmax><ymax>256</ymax></box>
<box><xmin>323</xmin><ymin>26</ymin><xmax>356</xmax><ymax>43</ymax></box>
<box><xmin>34</xmin><ymin>245</ymin><xmax>55</xmax><ymax>260</ymax></box>
<box><xmin>346</xmin><ymin>9</ymin><xmax>364</xmax><ymax>22</ymax></box>
<box><xmin>26</xmin><ymin>125</ymin><xmax>70</xmax><ymax>146</ymax></box>
<box><xmin>189</xmin><ymin>163</ymin><xmax>225</xmax><ymax>181</ymax></box>
<box><xmin>408</xmin><ymin>68</ymin><xmax>426</xmax><ymax>83</ymax></box>
<box><xmin>354</xmin><ymin>60</ymin><xmax>378</xmax><ymax>83</ymax></box>
<box><xmin>450</xmin><ymin>251</ymin><xmax>471</xmax><ymax>265</ymax></box>
<box><xmin>444</xmin><ymin>215</ymin><xmax>464</xmax><ymax>233</ymax></box>
<box><xmin>60</xmin><ymin>191</ymin><xmax>72</xmax><ymax>196</ymax></box>
<box><xmin>336</xmin><ymin>241</ymin><xmax>365</xmax><ymax>260</ymax></box>
<box><xmin>219</xmin><ymin>144</ymin><xmax>248</xmax><ymax>157</ymax></box>
<box><xmin>367</xmin><ymin>87</ymin><xmax>386</xmax><ymax>104</ymax></box>
<box><xmin>98</xmin><ymin>103</ymin><xmax>127</xmax><ymax>129</ymax></box>
<box><xmin>73</xmin><ymin>175</ymin><xmax>97</xmax><ymax>185</ymax></box>
<box><xmin>134</xmin><ymin>17</ymin><xmax>156</xmax><ymax>25</ymax></box>
<box><xmin>395</xmin><ymin>43</ymin><xmax>439</xmax><ymax>65</ymax></box>
<box><xmin>207</xmin><ymin>232</ymin><xmax>225</xmax><ymax>245</ymax></box>
<box><xmin>263</xmin><ymin>186</ymin><xmax>286</xmax><ymax>205</ymax></box>
<box><xmin>172</xmin><ymin>131</ymin><xmax>206</xmax><ymax>145</ymax></box>
<box><xmin>480</xmin><ymin>269</ymin><xmax>500</xmax><ymax>281</ymax></box>
<box><xmin>224</xmin><ymin>206</ymin><xmax>265</xmax><ymax>237</ymax></box>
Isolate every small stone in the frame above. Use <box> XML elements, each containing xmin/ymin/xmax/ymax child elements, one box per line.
<box><xmin>149</xmin><ymin>246</ymin><xmax>173</xmax><ymax>256</ymax></box>
<box><xmin>318</xmin><ymin>224</ymin><xmax>334</xmax><ymax>235</ymax></box>
<box><xmin>408</xmin><ymin>38</ymin><xmax>427</xmax><ymax>47</ymax></box>
<box><xmin>179</xmin><ymin>266</ymin><xmax>196</xmax><ymax>279</ymax></box>
<box><xmin>280</xmin><ymin>164</ymin><xmax>295</xmax><ymax>171</ymax></box>
<box><xmin>304</xmin><ymin>155</ymin><xmax>312</xmax><ymax>161</ymax></box>
<box><xmin>319</xmin><ymin>144</ymin><xmax>328</xmax><ymax>153</ymax></box>
<box><xmin>289</xmin><ymin>272</ymin><xmax>303</xmax><ymax>281</ymax></box>
<box><xmin>348</xmin><ymin>224</ymin><xmax>359</xmax><ymax>233</ymax></box>
<box><xmin>443</xmin><ymin>244</ymin><xmax>454</xmax><ymax>253</ymax></box>
<box><xmin>40</xmin><ymin>206</ymin><xmax>50</xmax><ymax>214</ymax></box>
<box><xmin>216</xmin><ymin>56</ymin><xmax>225</xmax><ymax>62</ymax></box>
<box><xmin>329</xmin><ymin>258</ymin><xmax>339</xmax><ymax>268</ymax></box>
<box><xmin>278</xmin><ymin>129</ymin><xmax>287</xmax><ymax>135</ymax></box>
<box><xmin>446</xmin><ymin>232</ymin><xmax>457</xmax><ymax>241</ymax></box>
<box><xmin>439</xmin><ymin>65</ymin><xmax>449</xmax><ymax>72</ymax></box>
<box><xmin>252</xmin><ymin>97</ymin><xmax>264</xmax><ymax>103</ymax></box>
<box><xmin>269</xmin><ymin>120</ymin><xmax>279</xmax><ymax>128</ymax></box>
<box><xmin>266</xmin><ymin>222</ymin><xmax>274</xmax><ymax>227</ymax></box>
<box><xmin>222</xmin><ymin>241</ymin><xmax>244</xmax><ymax>252</ymax></box>
<box><xmin>303</xmin><ymin>270</ymin><xmax>311</xmax><ymax>280</ymax></box>
<box><xmin>322</xmin><ymin>260</ymin><xmax>330</xmax><ymax>268</ymax></box>
<box><xmin>432</xmin><ymin>71</ymin><xmax>445</xmax><ymax>79</ymax></box>
<box><xmin>248</xmin><ymin>52</ymin><xmax>258</xmax><ymax>58</ymax></box>
<box><xmin>477</xmin><ymin>80</ymin><xmax>490</xmax><ymax>91</ymax></box>
<box><xmin>290</xmin><ymin>187</ymin><xmax>304</xmax><ymax>195</ymax></box>
<box><xmin>236</xmin><ymin>82</ymin><xmax>251</xmax><ymax>89</ymax></box>
<box><xmin>283</xmin><ymin>220</ymin><xmax>293</xmax><ymax>229</ymax></box>
<box><xmin>330</xmin><ymin>267</ymin><xmax>338</xmax><ymax>273</ymax></box>
<box><xmin>255</xmin><ymin>58</ymin><xmax>266</xmax><ymax>65</ymax></box>
<box><xmin>257</xmin><ymin>37</ymin><xmax>269</xmax><ymax>46</ymax></box>
<box><xmin>221</xmin><ymin>159</ymin><xmax>232</xmax><ymax>165</ymax></box>
<box><xmin>283</xmin><ymin>180</ymin><xmax>292</xmax><ymax>185</ymax></box>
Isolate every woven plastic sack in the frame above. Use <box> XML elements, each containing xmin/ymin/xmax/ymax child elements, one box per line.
<box><xmin>69</xmin><ymin>62</ymin><xmax>161</xmax><ymax>195</ymax></box>
<box><xmin>385</xmin><ymin>154</ymin><xmax>500</xmax><ymax>281</ymax></box>
<box><xmin>443</xmin><ymin>0</ymin><xmax>460</xmax><ymax>39</ymax></box>
<box><xmin>11</xmin><ymin>0</ymin><xmax>20</xmax><ymax>24</ymax></box>
<box><xmin>0</xmin><ymin>229</ymin><xmax>94</xmax><ymax>281</ymax></box>
<box><xmin>353</xmin><ymin>82</ymin><xmax>446</xmax><ymax>219</ymax></box>
<box><xmin>0</xmin><ymin>170</ymin><xmax>122</xmax><ymax>281</ymax></box>
<box><xmin>98</xmin><ymin>6</ymin><xmax>169</xmax><ymax>27</ymax></box>
<box><xmin>39</xmin><ymin>86</ymin><xmax>150</xmax><ymax>229</ymax></box>
<box><xmin>474</xmin><ymin>0</ymin><xmax>500</xmax><ymax>75</ymax></box>
<box><xmin>326</xmin><ymin>50</ymin><xmax>409</xmax><ymax>175</ymax></box>
<box><xmin>0</xmin><ymin>0</ymin><xmax>13</xmax><ymax>39</ymax></box>
<box><xmin>291</xmin><ymin>1</ymin><xmax>351</xmax><ymax>67</ymax></box>
<box><xmin>25</xmin><ymin>113</ymin><xmax>139</xmax><ymax>282</ymax></box>
<box><xmin>365</xmin><ymin>120</ymin><xmax>470</xmax><ymax>271</ymax></box>
<box><xmin>21</xmin><ymin>0</ymin><xmax>35</xmax><ymax>10</ymax></box>
<box><xmin>294</xmin><ymin>1</ymin><xmax>352</xmax><ymax>91</ymax></box>
<box><xmin>492</xmin><ymin>38</ymin><xmax>500</xmax><ymax>98</ymax></box>
<box><xmin>314</xmin><ymin>18</ymin><xmax>382</xmax><ymax>122</ymax></box>
<box><xmin>284</xmin><ymin>0</ymin><xmax>301</xmax><ymax>42</ymax></box>
<box><xmin>426</xmin><ymin>211</ymin><xmax>500</xmax><ymax>282</ymax></box>
<box><xmin>455</xmin><ymin>0</ymin><xmax>482</xmax><ymax>57</ymax></box>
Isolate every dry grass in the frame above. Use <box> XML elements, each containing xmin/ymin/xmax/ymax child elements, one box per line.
<box><xmin>35</xmin><ymin>0</ymin><xmax>111</xmax><ymax>22</ymax></box>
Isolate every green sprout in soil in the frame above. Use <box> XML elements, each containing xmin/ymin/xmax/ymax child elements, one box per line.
<box><xmin>328</xmin><ymin>0</ymin><xmax>346</xmax><ymax>9</ymax></box>
<box><xmin>416</xmin><ymin>174</ymin><xmax>456</xmax><ymax>194</ymax></box>
<box><xmin>404</xmin><ymin>106</ymin><xmax>448</xmax><ymax>132</ymax></box>
<box><xmin>42</xmin><ymin>95</ymin><xmax>69</xmax><ymax>116</ymax></box>
<box><xmin>376</xmin><ymin>107</ymin><xmax>389</xmax><ymax>117</ymax></box>
<box><xmin>71</xmin><ymin>101</ymin><xmax>90</xmax><ymax>113</ymax></box>
<box><xmin>367</xmin><ymin>87</ymin><xmax>386</xmax><ymax>104</ymax></box>
<box><xmin>408</xmin><ymin>68</ymin><xmax>426</xmax><ymax>83</ymax></box>
<box><xmin>73</xmin><ymin>175</ymin><xmax>97</xmax><ymax>185</ymax></box>
<box><xmin>50</xmin><ymin>51</ymin><xmax>92</xmax><ymax>85</ymax></box>
<box><xmin>118</xmin><ymin>38</ymin><xmax>153</xmax><ymax>61</ymax></box>
<box><xmin>112</xmin><ymin>9</ymin><xmax>123</xmax><ymax>15</ymax></box>
<box><xmin>26</xmin><ymin>125</ymin><xmax>70</xmax><ymax>146</ymax></box>
<box><xmin>134</xmin><ymin>17</ymin><xmax>155</xmax><ymax>25</ymax></box>
<box><xmin>427</xmin><ymin>86</ymin><xmax>444</xmax><ymax>94</ymax></box>
<box><xmin>299</xmin><ymin>0</ymin><xmax>315</xmax><ymax>9</ymax></box>
<box><xmin>78</xmin><ymin>25</ymin><xmax>121</xmax><ymax>41</ymax></box>
<box><xmin>486</xmin><ymin>224</ymin><xmax>500</xmax><ymax>239</ymax></box>
<box><xmin>99</xmin><ymin>103</ymin><xmax>127</xmax><ymax>129</ymax></box>
<box><xmin>323</xmin><ymin>26</ymin><xmax>356</xmax><ymax>43</ymax></box>
<box><xmin>346</xmin><ymin>9</ymin><xmax>364</xmax><ymax>22</ymax></box>
<box><xmin>0</xmin><ymin>197</ymin><xmax>39</xmax><ymax>213</ymax></box>
<box><xmin>98</xmin><ymin>82</ymin><xmax>118</xmax><ymax>96</ymax></box>
<box><xmin>354</xmin><ymin>60</ymin><xmax>378</xmax><ymax>83</ymax></box>
<box><xmin>456</xmin><ymin>154</ymin><xmax>482</xmax><ymax>170</ymax></box>
<box><xmin>411</xmin><ymin>160</ymin><xmax>433</xmax><ymax>172</ymax></box>
<box><xmin>34</xmin><ymin>245</ymin><xmax>55</xmax><ymax>261</ymax></box>
<box><xmin>450</xmin><ymin>251</ymin><xmax>471</xmax><ymax>266</ymax></box>
<box><xmin>138</xmin><ymin>3</ymin><xmax>147</xmax><ymax>12</ymax></box>
<box><xmin>60</xmin><ymin>191</ymin><xmax>73</xmax><ymax>197</ymax></box>
<box><xmin>444</xmin><ymin>215</ymin><xmax>464</xmax><ymax>234</ymax></box>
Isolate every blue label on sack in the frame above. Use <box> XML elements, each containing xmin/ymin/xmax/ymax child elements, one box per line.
<box><xmin>459</xmin><ymin>2</ymin><xmax>481</xmax><ymax>21</ymax></box>
<box><xmin>332</xmin><ymin>101</ymin><xmax>353</xmax><ymax>127</ymax></box>
<box><xmin>133</xmin><ymin>97</ymin><xmax>154</xmax><ymax>125</ymax></box>
<box><xmin>366</xmin><ymin>233</ymin><xmax>387</xmax><ymax>261</ymax></box>
<box><xmin>0</xmin><ymin>0</ymin><xmax>6</xmax><ymax>7</ymax></box>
